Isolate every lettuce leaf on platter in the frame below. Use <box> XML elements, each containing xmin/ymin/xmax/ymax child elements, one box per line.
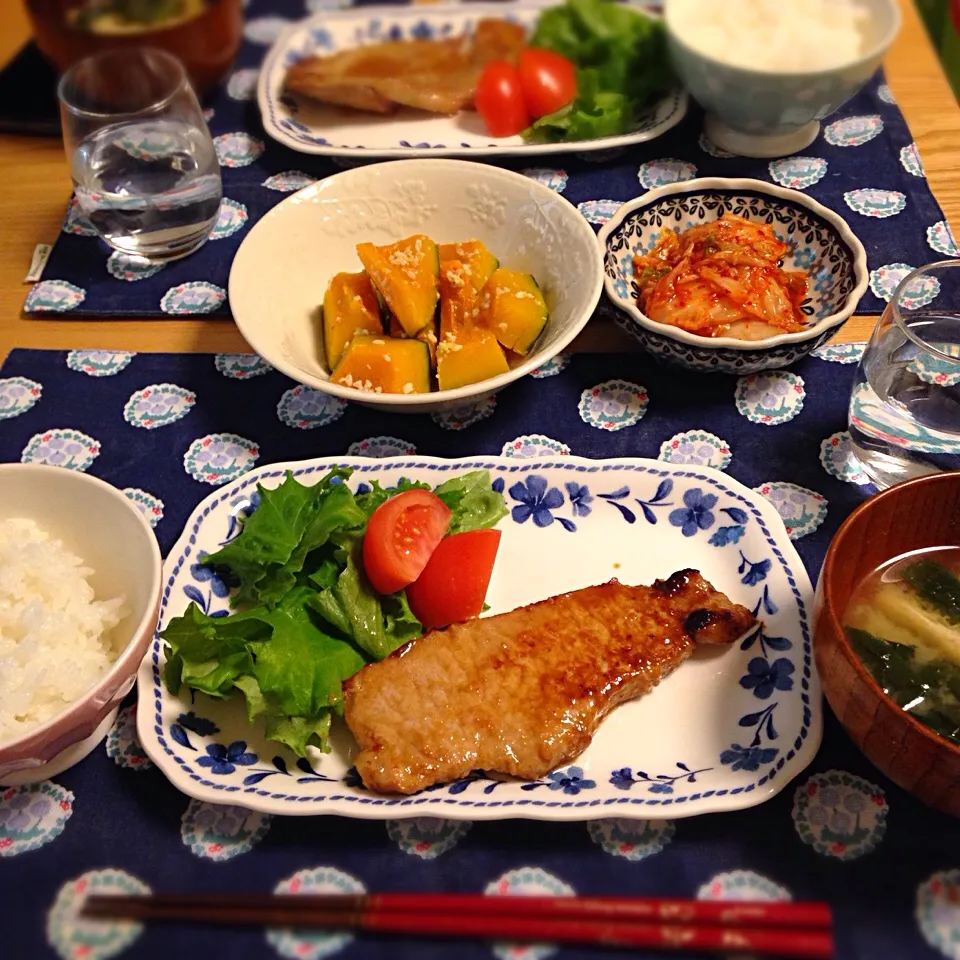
<box><xmin>161</xmin><ymin>467</ymin><xmax>505</xmax><ymax>756</ymax></box>
<box><xmin>524</xmin><ymin>0</ymin><xmax>673</xmax><ymax>144</ymax></box>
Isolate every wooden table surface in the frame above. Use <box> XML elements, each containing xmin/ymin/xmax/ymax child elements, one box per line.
<box><xmin>1</xmin><ymin>0</ymin><xmax>959</xmax><ymax>363</ymax></box>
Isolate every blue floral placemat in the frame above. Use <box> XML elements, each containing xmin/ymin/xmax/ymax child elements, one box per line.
<box><xmin>25</xmin><ymin>0</ymin><xmax>957</xmax><ymax>320</ymax></box>
<box><xmin>3</xmin><ymin>343</ymin><xmax>960</xmax><ymax>960</ymax></box>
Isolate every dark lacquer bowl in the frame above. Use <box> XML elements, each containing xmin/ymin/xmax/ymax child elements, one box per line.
<box><xmin>814</xmin><ymin>472</ymin><xmax>960</xmax><ymax>816</ymax></box>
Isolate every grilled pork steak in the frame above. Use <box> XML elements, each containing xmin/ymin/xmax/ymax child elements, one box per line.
<box><xmin>344</xmin><ymin>570</ymin><xmax>757</xmax><ymax>794</ymax></box>
<box><xmin>283</xmin><ymin>19</ymin><xmax>526</xmax><ymax>116</ymax></box>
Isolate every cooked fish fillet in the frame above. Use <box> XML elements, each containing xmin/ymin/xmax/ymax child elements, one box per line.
<box><xmin>283</xmin><ymin>19</ymin><xmax>525</xmax><ymax>115</ymax></box>
<box><xmin>344</xmin><ymin>570</ymin><xmax>757</xmax><ymax>794</ymax></box>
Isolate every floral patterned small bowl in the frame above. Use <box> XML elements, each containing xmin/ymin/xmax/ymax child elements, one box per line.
<box><xmin>599</xmin><ymin>178</ymin><xmax>869</xmax><ymax>375</ymax></box>
<box><xmin>0</xmin><ymin>465</ymin><xmax>162</xmax><ymax>785</ymax></box>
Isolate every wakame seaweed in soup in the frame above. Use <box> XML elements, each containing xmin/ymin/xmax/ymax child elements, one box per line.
<box><xmin>843</xmin><ymin>548</ymin><xmax>960</xmax><ymax>745</ymax></box>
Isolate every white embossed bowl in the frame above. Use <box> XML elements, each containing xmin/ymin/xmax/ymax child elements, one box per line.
<box><xmin>228</xmin><ymin>159</ymin><xmax>604</xmax><ymax>414</ymax></box>
<box><xmin>0</xmin><ymin>465</ymin><xmax>162</xmax><ymax>786</ymax></box>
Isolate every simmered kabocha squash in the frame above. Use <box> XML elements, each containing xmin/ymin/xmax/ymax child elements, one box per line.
<box><xmin>439</xmin><ymin>261</ymin><xmax>481</xmax><ymax>336</ymax></box>
<box><xmin>322</xmin><ymin>272</ymin><xmax>384</xmax><ymax>370</ymax></box>
<box><xmin>322</xmin><ymin>236</ymin><xmax>549</xmax><ymax>396</ymax></box>
<box><xmin>356</xmin><ymin>235</ymin><xmax>439</xmax><ymax>337</ymax></box>
<box><xmin>436</xmin><ymin>261</ymin><xmax>509</xmax><ymax>391</ymax></box>
<box><xmin>390</xmin><ymin>312</ymin><xmax>438</xmax><ymax>368</ymax></box>
<box><xmin>330</xmin><ymin>335</ymin><xmax>431</xmax><ymax>395</ymax></box>
<box><xmin>480</xmin><ymin>268</ymin><xmax>548</xmax><ymax>356</ymax></box>
<box><xmin>438</xmin><ymin>240</ymin><xmax>499</xmax><ymax>293</ymax></box>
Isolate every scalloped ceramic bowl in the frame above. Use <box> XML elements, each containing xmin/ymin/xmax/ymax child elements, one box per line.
<box><xmin>228</xmin><ymin>159</ymin><xmax>604</xmax><ymax>414</ymax></box>
<box><xmin>815</xmin><ymin>472</ymin><xmax>960</xmax><ymax>818</ymax></box>
<box><xmin>598</xmin><ymin>178</ymin><xmax>869</xmax><ymax>374</ymax></box>
<box><xmin>665</xmin><ymin>0</ymin><xmax>900</xmax><ymax>158</ymax></box>
<box><xmin>0</xmin><ymin>465</ymin><xmax>162</xmax><ymax>786</ymax></box>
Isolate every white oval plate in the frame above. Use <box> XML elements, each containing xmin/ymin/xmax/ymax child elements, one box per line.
<box><xmin>137</xmin><ymin>455</ymin><xmax>821</xmax><ymax>820</ymax></box>
<box><xmin>257</xmin><ymin>1</ymin><xmax>687</xmax><ymax>158</ymax></box>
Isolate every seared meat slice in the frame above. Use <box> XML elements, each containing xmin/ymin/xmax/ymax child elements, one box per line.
<box><xmin>344</xmin><ymin>570</ymin><xmax>756</xmax><ymax>794</ymax></box>
<box><xmin>284</xmin><ymin>37</ymin><xmax>472</xmax><ymax>114</ymax></box>
<box><xmin>283</xmin><ymin>19</ymin><xmax>526</xmax><ymax>116</ymax></box>
<box><xmin>470</xmin><ymin>18</ymin><xmax>527</xmax><ymax>68</ymax></box>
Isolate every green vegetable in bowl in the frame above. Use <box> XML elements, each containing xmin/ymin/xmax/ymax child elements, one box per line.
<box><xmin>524</xmin><ymin>0</ymin><xmax>673</xmax><ymax>143</ymax></box>
<box><xmin>162</xmin><ymin>467</ymin><xmax>506</xmax><ymax>757</ymax></box>
<box><xmin>847</xmin><ymin>626</ymin><xmax>960</xmax><ymax>745</ymax></box>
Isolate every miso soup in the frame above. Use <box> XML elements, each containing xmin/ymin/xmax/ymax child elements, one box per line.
<box><xmin>842</xmin><ymin>546</ymin><xmax>960</xmax><ymax>745</ymax></box>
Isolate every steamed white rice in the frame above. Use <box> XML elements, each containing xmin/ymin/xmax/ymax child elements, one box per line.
<box><xmin>666</xmin><ymin>0</ymin><xmax>872</xmax><ymax>72</ymax></box>
<box><xmin>0</xmin><ymin>518</ymin><xmax>128</xmax><ymax>745</ymax></box>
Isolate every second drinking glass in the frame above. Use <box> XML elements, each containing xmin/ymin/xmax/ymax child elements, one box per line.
<box><xmin>58</xmin><ymin>47</ymin><xmax>222</xmax><ymax>262</ymax></box>
<box><xmin>848</xmin><ymin>260</ymin><xmax>960</xmax><ymax>488</ymax></box>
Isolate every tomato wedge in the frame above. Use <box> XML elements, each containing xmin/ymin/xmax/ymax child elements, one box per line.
<box><xmin>407</xmin><ymin>529</ymin><xmax>502</xmax><ymax>629</ymax></box>
<box><xmin>475</xmin><ymin>60</ymin><xmax>530</xmax><ymax>138</ymax></box>
<box><xmin>518</xmin><ymin>48</ymin><xmax>577</xmax><ymax>119</ymax></box>
<box><xmin>362</xmin><ymin>490</ymin><xmax>452</xmax><ymax>596</ymax></box>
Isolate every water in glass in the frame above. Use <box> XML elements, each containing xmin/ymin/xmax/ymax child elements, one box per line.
<box><xmin>59</xmin><ymin>47</ymin><xmax>221</xmax><ymax>262</ymax></box>
<box><xmin>71</xmin><ymin>118</ymin><xmax>221</xmax><ymax>259</ymax></box>
<box><xmin>848</xmin><ymin>262</ymin><xmax>960</xmax><ymax>489</ymax></box>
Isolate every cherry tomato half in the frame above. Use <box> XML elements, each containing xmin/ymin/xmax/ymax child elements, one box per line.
<box><xmin>475</xmin><ymin>60</ymin><xmax>530</xmax><ymax>138</ymax></box>
<box><xmin>407</xmin><ymin>528</ymin><xmax>502</xmax><ymax>630</ymax></box>
<box><xmin>518</xmin><ymin>48</ymin><xmax>577</xmax><ymax>119</ymax></box>
<box><xmin>362</xmin><ymin>490</ymin><xmax>452</xmax><ymax>596</ymax></box>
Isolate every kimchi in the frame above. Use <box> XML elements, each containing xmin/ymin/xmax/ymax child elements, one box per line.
<box><xmin>631</xmin><ymin>213</ymin><xmax>809</xmax><ymax>340</ymax></box>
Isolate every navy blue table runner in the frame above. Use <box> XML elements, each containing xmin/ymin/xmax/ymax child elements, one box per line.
<box><xmin>2</xmin><ymin>345</ymin><xmax>960</xmax><ymax>960</ymax></box>
<box><xmin>25</xmin><ymin>0</ymin><xmax>957</xmax><ymax>320</ymax></box>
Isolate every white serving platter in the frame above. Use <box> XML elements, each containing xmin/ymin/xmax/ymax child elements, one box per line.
<box><xmin>138</xmin><ymin>455</ymin><xmax>821</xmax><ymax>820</ymax></box>
<box><xmin>257</xmin><ymin>1</ymin><xmax>687</xmax><ymax>158</ymax></box>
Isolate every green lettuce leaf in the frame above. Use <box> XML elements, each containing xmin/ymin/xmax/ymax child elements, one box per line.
<box><xmin>265</xmin><ymin>713</ymin><xmax>333</xmax><ymax>758</ymax></box>
<box><xmin>160</xmin><ymin>591</ymin><xmax>364</xmax><ymax>755</ymax></box>
<box><xmin>207</xmin><ymin>469</ymin><xmax>366</xmax><ymax>608</ymax></box>
<box><xmin>310</xmin><ymin>545</ymin><xmax>422</xmax><ymax>660</ymax></box>
<box><xmin>354</xmin><ymin>478</ymin><xmax>431</xmax><ymax>518</ymax></box>
<box><xmin>527</xmin><ymin>70</ymin><xmax>632</xmax><ymax>142</ymax></box>
<box><xmin>162</xmin><ymin>467</ymin><xmax>506</xmax><ymax>757</ymax></box>
<box><xmin>434</xmin><ymin>470</ymin><xmax>508</xmax><ymax>534</ymax></box>
<box><xmin>161</xmin><ymin>602</ymin><xmax>270</xmax><ymax>697</ymax></box>
<box><xmin>524</xmin><ymin>0</ymin><xmax>672</xmax><ymax>143</ymax></box>
<box><xmin>252</xmin><ymin>587</ymin><xmax>367</xmax><ymax>717</ymax></box>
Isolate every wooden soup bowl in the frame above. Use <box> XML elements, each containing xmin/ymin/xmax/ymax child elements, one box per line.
<box><xmin>815</xmin><ymin>472</ymin><xmax>960</xmax><ymax>816</ymax></box>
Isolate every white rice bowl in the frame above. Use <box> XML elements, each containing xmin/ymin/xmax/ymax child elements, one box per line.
<box><xmin>666</xmin><ymin>0</ymin><xmax>872</xmax><ymax>72</ymax></box>
<box><xmin>0</xmin><ymin>517</ymin><xmax>128</xmax><ymax>745</ymax></box>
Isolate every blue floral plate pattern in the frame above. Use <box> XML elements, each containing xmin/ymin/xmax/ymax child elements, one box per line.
<box><xmin>137</xmin><ymin>454</ymin><xmax>820</xmax><ymax>820</ymax></box>
<box><xmin>258</xmin><ymin>1</ymin><xmax>687</xmax><ymax>157</ymax></box>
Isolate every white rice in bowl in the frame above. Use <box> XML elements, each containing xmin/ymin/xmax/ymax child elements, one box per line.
<box><xmin>0</xmin><ymin>517</ymin><xmax>128</xmax><ymax>745</ymax></box>
<box><xmin>666</xmin><ymin>0</ymin><xmax>872</xmax><ymax>73</ymax></box>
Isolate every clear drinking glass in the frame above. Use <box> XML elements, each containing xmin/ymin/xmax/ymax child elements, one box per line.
<box><xmin>58</xmin><ymin>47</ymin><xmax>222</xmax><ymax>262</ymax></box>
<box><xmin>849</xmin><ymin>260</ymin><xmax>960</xmax><ymax>489</ymax></box>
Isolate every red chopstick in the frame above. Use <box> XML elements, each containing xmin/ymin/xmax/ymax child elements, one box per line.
<box><xmin>83</xmin><ymin>893</ymin><xmax>834</xmax><ymax>958</ymax></box>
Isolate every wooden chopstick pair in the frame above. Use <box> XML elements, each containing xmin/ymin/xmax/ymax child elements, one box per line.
<box><xmin>83</xmin><ymin>893</ymin><xmax>834</xmax><ymax>958</ymax></box>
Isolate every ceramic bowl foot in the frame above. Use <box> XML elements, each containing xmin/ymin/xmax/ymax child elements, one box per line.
<box><xmin>0</xmin><ymin>709</ymin><xmax>118</xmax><ymax>786</ymax></box>
<box><xmin>705</xmin><ymin>116</ymin><xmax>820</xmax><ymax>159</ymax></box>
